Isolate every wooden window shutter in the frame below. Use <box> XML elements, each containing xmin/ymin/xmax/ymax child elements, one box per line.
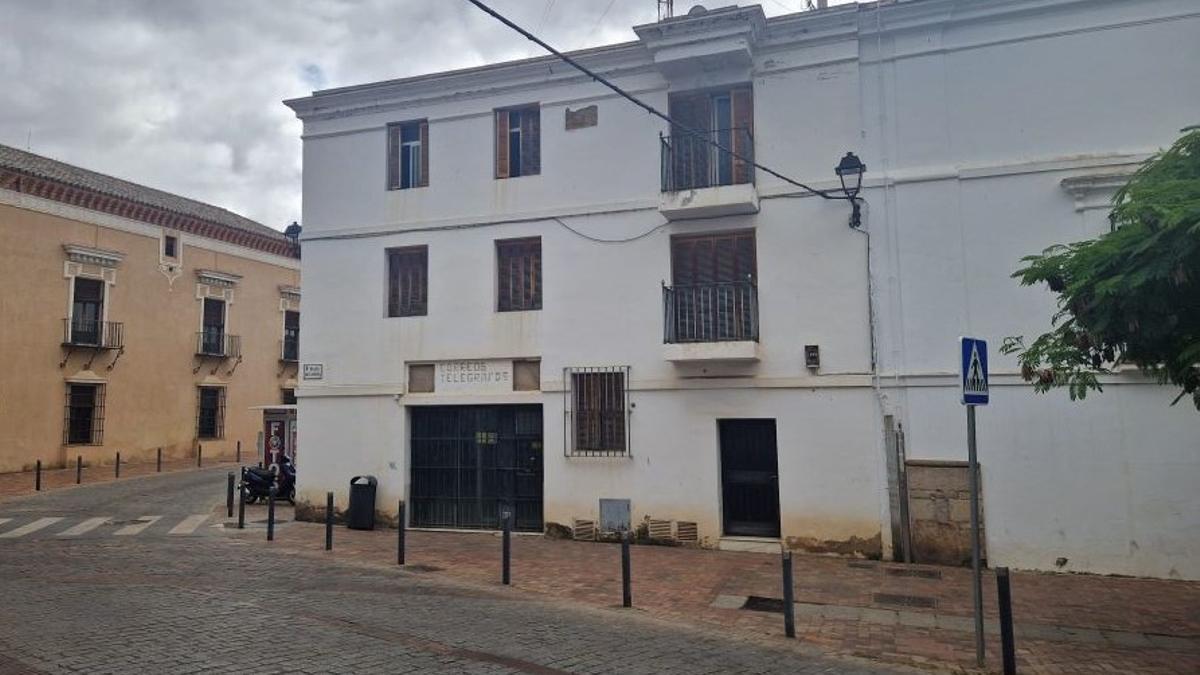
<box><xmin>520</xmin><ymin>106</ymin><xmax>541</xmax><ymax>176</ymax></box>
<box><xmin>731</xmin><ymin>87</ymin><xmax>754</xmax><ymax>184</ymax></box>
<box><xmin>386</xmin><ymin>124</ymin><xmax>400</xmax><ymax>189</ymax></box>
<box><xmin>418</xmin><ymin>120</ymin><xmax>430</xmax><ymax>187</ymax></box>
<box><xmin>495</xmin><ymin>110</ymin><xmax>510</xmax><ymax>178</ymax></box>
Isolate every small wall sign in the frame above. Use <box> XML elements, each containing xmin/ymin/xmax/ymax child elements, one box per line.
<box><xmin>435</xmin><ymin>359</ymin><xmax>513</xmax><ymax>394</ymax></box>
<box><xmin>302</xmin><ymin>363</ymin><xmax>324</xmax><ymax>381</ymax></box>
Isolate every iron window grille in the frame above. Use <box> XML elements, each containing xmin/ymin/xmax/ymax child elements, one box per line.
<box><xmin>197</xmin><ymin>386</ymin><xmax>226</xmax><ymax>440</ymax></box>
<box><xmin>196</xmin><ymin>332</ymin><xmax>241</xmax><ymax>358</ymax></box>
<box><xmin>62</xmin><ymin>319</ymin><xmax>124</xmax><ymax>349</ymax></box>
<box><xmin>387</xmin><ymin>246</ymin><xmax>428</xmax><ymax>317</ymax></box>
<box><xmin>660</xmin><ymin>127</ymin><xmax>755</xmax><ymax>192</ymax></box>
<box><xmin>663</xmin><ymin>280</ymin><xmax>759</xmax><ymax>343</ymax></box>
<box><xmin>64</xmin><ymin>383</ymin><xmax>105</xmax><ymax>446</ymax></box>
<box><xmin>564</xmin><ymin>366</ymin><xmax>630</xmax><ymax>457</ymax></box>
<box><xmin>497</xmin><ymin>237</ymin><xmax>541</xmax><ymax>312</ymax></box>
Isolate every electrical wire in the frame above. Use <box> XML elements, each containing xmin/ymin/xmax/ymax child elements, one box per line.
<box><xmin>588</xmin><ymin>0</ymin><xmax>619</xmax><ymax>38</ymax></box>
<box><xmin>463</xmin><ymin>0</ymin><xmax>845</xmax><ymax>202</ymax></box>
<box><xmin>551</xmin><ymin>216</ymin><xmax>670</xmax><ymax>244</ymax></box>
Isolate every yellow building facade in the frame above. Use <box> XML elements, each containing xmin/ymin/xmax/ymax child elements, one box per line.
<box><xmin>0</xmin><ymin>145</ymin><xmax>300</xmax><ymax>473</ymax></box>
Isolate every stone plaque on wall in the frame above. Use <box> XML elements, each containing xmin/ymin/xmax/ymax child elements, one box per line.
<box><xmin>435</xmin><ymin>359</ymin><xmax>513</xmax><ymax>394</ymax></box>
<box><xmin>565</xmin><ymin>105</ymin><xmax>598</xmax><ymax>130</ymax></box>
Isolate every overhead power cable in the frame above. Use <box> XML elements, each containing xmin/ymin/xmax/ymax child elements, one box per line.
<box><xmin>463</xmin><ymin>0</ymin><xmax>842</xmax><ymax>201</ymax></box>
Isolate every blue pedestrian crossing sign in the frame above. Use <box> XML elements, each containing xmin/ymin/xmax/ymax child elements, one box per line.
<box><xmin>960</xmin><ymin>337</ymin><xmax>989</xmax><ymax>406</ymax></box>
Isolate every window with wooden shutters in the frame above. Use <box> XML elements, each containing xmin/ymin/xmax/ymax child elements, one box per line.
<box><xmin>64</xmin><ymin>383</ymin><xmax>104</xmax><ymax>446</ymax></box>
<box><xmin>566</xmin><ymin>366</ymin><xmax>629</xmax><ymax>456</ymax></box>
<box><xmin>496</xmin><ymin>237</ymin><xmax>541</xmax><ymax>312</ymax></box>
<box><xmin>495</xmin><ymin>105</ymin><xmax>540</xmax><ymax>179</ymax></box>
<box><xmin>387</xmin><ymin>120</ymin><xmax>429</xmax><ymax>189</ymax></box>
<box><xmin>663</xmin><ymin>86</ymin><xmax>753</xmax><ymax>191</ymax></box>
<box><xmin>665</xmin><ymin>230</ymin><xmax>759</xmax><ymax>342</ymax></box>
<box><xmin>387</xmin><ymin>246</ymin><xmax>428</xmax><ymax>317</ymax></box>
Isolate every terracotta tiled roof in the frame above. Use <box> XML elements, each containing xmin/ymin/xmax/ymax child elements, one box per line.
<box><xmin>0</xmin><ymin>143</ymin><xmax>289</xmax><ymax>245</ymax></box>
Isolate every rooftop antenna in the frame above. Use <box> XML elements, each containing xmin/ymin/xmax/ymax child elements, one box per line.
<box><xmin>657</xmin><ymin>0</ymin><xmax>674</xmax><ymax>21</ymax></box>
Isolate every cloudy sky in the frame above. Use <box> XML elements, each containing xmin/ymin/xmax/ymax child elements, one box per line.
<box><xmin>1</xmin><ymin>0</ymin><xmax>842</xmax><ymax>230</ymax></box>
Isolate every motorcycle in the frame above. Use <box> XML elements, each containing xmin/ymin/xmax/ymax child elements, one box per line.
<box><xmin>241</xmin><ymin>456</ymin><xmax>296</xmax><ymax>505</ymax></box>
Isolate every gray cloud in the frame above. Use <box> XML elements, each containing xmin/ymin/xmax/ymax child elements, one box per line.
<box><xmin>1</xmin><ymin>0</ymin><xmax>829</xmax><ymax>230</ymax></box>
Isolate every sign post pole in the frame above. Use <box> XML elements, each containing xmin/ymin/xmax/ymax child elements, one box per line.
<box><xmin>959</xmin><ymin>337</ymin><xmax>989</xmax><ymax>669</ymax></box>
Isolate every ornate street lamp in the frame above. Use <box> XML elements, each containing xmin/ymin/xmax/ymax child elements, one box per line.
<box><xmin>284</xmin><ymin>221</ymin><xmax>302</xmax><ymax>253</ymax></box>
<box><xmin>834</xmin><ymin>152</ymin><xmax>866</xmax><ymax>228</ymax></box>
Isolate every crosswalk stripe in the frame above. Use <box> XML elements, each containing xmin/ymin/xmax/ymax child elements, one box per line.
<box><xmin>167</xmin><ymin>514</ymin><xmax>209</xmax><ymax>535</ymax></box>
<box><xmin>114</xmin><ymin>516</ymin><xmax>161</xmax><ymax>536</ymax></box>
<box><xmin>0</xmin><ymin>517</ymin><xmax>64</xmax><ymax>538</ymax></box>
<box><xmin>58</xmin><ymin>517</ymin><xmax>111</xmax><ymax>537</ymax></box>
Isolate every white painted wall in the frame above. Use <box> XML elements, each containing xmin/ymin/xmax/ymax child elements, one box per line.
<box><xmin>290</xmin><ymin>0</ymin><xmax>1200</xmax><ymax>578</ymax></box>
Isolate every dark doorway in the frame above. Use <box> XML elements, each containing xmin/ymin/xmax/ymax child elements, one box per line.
<box><xmin>410</xmin><ymin>405</ymin><xmax>543</xmax><ymax>532</ymax></box>
<box><xmin>71</xmin><ymin>277</ymin><xmax>104</xmax><ymax>345</ymax></box>
<box><xmin>719</xmin><ymin>419</ymin><xmax>781</xmax><ymax>538</ymax></box>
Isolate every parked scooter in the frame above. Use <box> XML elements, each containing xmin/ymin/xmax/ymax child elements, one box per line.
<box><xmin>242</xmin><ymin>456</ymin><xmax>296</xmax><ymax>505</ymax></box>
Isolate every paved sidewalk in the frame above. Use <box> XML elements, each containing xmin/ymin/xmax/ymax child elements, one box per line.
<box><xmin>256</xmin><ymin>510</ymin><xmax>1200</xmax><ymax>675</ymax></box>
<box><xmin>0</xmin><ymin>454</ymin><xmax>242</xmax><ymax>501</ymax></box>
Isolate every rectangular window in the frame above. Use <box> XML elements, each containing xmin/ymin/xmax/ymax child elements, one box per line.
<box><xmin>282</xmin><ymin>310</ymin><xmax>299</xmax><ymax>361</ymax></box>
<box><xmin>667</xmin><ymin>230</ymin><xmax>758</xmax><ymax>343</ymax></box>
<box><xmin>495</xmin><ymin>105</ymin><xmax>540</xmax><ymax>179</ymax></box>
<box><xmin>665</xmin><ymin>85</ymin><xmax>753</xmax><ymax>190</ymax></box>
<box><xmin>70</xmin><ymin>277</ymin><xmax>104</xmax><ymax>345</ymax></box>
<box><xmin>200</xmin><ymin>297</ymin><xmax>226</xmax><ymax>355</ymax></box>
<box><xmin>281</xmin><ymin>388</ymin><xmax>297</xmax><ymax>405</ymax></box>
<box><xmin>496</xmin><ymin>237</ymin><xmax>541</xmax><ymax>312</ymax></box>
<box><xmin>197</xmin><ymin>386</ymin><xmax>225</xmax><ymax>439</ymax></box>
<box><xmin>163</xmin><ymin>235</ymin><xmax>178</xmax><ymax>258</ymax></box>
<box><xmin>387</xmin><ymin>246</ymin><xmax>428</xmax><ymax>317</ymax></box>
<box><xmin>387</xmin><ymin>120</ymin><xmax>429</xmax><ymax>190</ymax></box>
<box><xmin>64</xmin><ymin>383</ymin><xmax>105</xmax><ymax>446</ymax></box>
<box><xmin>567</xmin><ymin>367</ymin><xmax>629</xmax><ymax>456</ymax></box>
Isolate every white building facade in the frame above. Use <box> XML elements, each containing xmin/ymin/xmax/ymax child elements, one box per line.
<box><xmin>286</xmin><ymin>0</ymin><xmax>1200</xmax><ymax>579</ymax></box>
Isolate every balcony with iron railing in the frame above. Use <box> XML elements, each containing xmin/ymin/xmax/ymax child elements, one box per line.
<box><xmin>659</xmin><ymin>127</ymin><xmax>759</xmax><ymax>220</ymax></box>
<box><xmin>196</xmin><ymin>331</ymin><xmax>241</xmax><ymax>359</ymax></box>
<box><xmin>62</xmin><ymin>319</ymin><xmax>124</xmax><ymax>350</ymax></box>
<box><xmin>662</xmin><ymin>280</ymin><xmax>760</xmax><ymax>361</ymax></box>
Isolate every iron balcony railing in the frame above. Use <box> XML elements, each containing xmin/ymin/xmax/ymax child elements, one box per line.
<box><xmin>663</xmin><ymin>280</ymin><xmax>759</xmax><ymax>344</ymax></box>
<box><xmin>62</xmin><ymin>319</ymin><xmax>124</xmax><ymax>349</ymax></box>
<box><xmin>281</xmin><ymin>335</ymin><xmax>299</xmax><ymax>362</ymax></box>
<box><xmin>196</xmin><ymin>331</ymin><xmax>241</xmax><ymax>358</ymax></box>
<box><xmin>660</xmin><ymin>127</ymin><xmax>754</xmax><ymax>192</ymax></box>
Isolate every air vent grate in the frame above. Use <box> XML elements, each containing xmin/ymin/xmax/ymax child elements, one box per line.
<box><xmin>675</xmin><ymin>521</ymin><xmax>698</xmax><ymax>542</ymax></box>
<box><xmin>572</xmin><ymin>518</ymin><xmax>596</xmax><ymax>541</ymax></box>
<box><xmin>648</xmin><ymin>519</ymin><xmax>673</xmax><ymax>540</ymax></box>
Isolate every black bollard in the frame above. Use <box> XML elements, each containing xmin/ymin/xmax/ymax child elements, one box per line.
<box><xmin>237</xmin><ymin>468</ymin><xmax>246</xmax><ymax>530</ymax></box>
<box><xmin>997</xmin><ymin>567</ymin><xmax>1017</xmax><ymax>675</ymax></box>
<box><xmin>782</xmin><ymin>551</ymin><xmax>796</xmax><ymax>639</ymax></box>
<box><xmin>236</xmin><ymin>440</ymin><xmax>242</xmax><ymax>464</ymax></box>
<box><xmin>267</xmin><ymin>487</ymin><xmax>277</xmax><ymax>542</ymax></box>
<box><xmin>397</xmin><ymin>501</ymin><xmax>406</xmax><ymax>565</ymax></box>
<box><xmin>621</xmin><ymin>530</ymin><xmax>632</xmax><ymax>608</ymax></box>
<box><xmin>156</xmin><ymin>447</ymin><xmax>162</xmax><ymax>472</ymax></box>
<box><xmin>76</xmin><ymin>456</ymin><xmax>82</xmax><ymax>485</ymax></box>
<box><xmin>226</xmin><ymin>472</ymin><xmax>235</xmax><ymax>518</ymax></box>
<box><xmin>502</xmin><ymin>511</ymin><xmax>512</xmax><ymax>585</ymax></box>
<box><xmin>35</xmin><ymin>460</ymin><xmax>41</xmax><ymax>491</ymax></box>
<box><xmin>197</xmin><ymin>444</ymin><xmax>202</xmax><ymax>468</ymax></box>
<box><xmin>115</xmin><ymin>451</ymin><xmax>120</xmax><ymax>478</ymax></box>
<box><xmin>325</xmin><ymin>492</ymin><xmax>334</xmax><ymax>551</ymax></box>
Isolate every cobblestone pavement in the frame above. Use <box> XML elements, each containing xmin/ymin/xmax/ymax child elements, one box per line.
<box><xmin>0</xmin><ymin>470</ymin><xmax>903</xmax><ymax>674</ymax></box>
<box><xmin>0</xmin><ymin>451</ymin><xmax>241</xmax><ymax>501</ymax></box>
<box><xmin>265</xmin><ymin>510</ymin><xmax>1200</xmax><ymax>674</ymax></box>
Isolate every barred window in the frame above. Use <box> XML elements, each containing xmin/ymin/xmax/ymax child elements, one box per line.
<box><xmin>197</xmin><ymin>386</ymin><xmax>225</xmax><ymax>439</ymax></box>
<box><xmin>566</xmin><ymin>366</ymin><xmax>629</xmax><ymax>456</ymax></box>
<box><xmin>387</xmin><ymin>246</ymin><xmax>428</xmax><ymax>317</ymax></box>
<box><xmin>64</xmin><ymin>383</ymin><xmax>104</xmax><ymax>445</ymax></box>
<box><xmin>497</xmin><ymin>237</ymin><xmax>541</xmax><ymax>312</ymax></box>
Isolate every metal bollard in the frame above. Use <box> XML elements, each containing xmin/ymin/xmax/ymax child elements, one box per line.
<box><xmin>76</xmin><ymin>455</ymin><xmax>82</xmax><ymax>484</ymax></box>
<box><xmin>782</xmin><ymin>551</ymin><xmax>796</xmax><ymax>639</ymax></box>
<box><xmin>997</xmin><ymin>567</ymin><xmax>1017</xmax><ymax>675</ymax></box>
<box><xmin>325</xmin><ymin>492</ymin><xmax>334</xmax><ymax>551</ymax></box>
<box><xmin>226</xmin><ymin>472</ymin><xmax>235</xmax><ymax>518</ymax></box>
<box><xmin>267</xmin><ymin>487</ymin><xmax>277</xmax><ymax>542</ymax></box>
<box><xmin>397</xmin><ymin>501</ymin><xmax>406</xmax><ymax>565</ymax></box>
<box><xmin>621</xmin><ymin>530</ymin><xmax>632</xmax><ymax>608</ymax></box>
<box><xmin>237</xmin><ymin>468</ymin><xmax>246</xmax><ymax>530</ymax></box>
<box><xmin>35</xmin><ymin>460</ymin><xmax>42</xmax><ymax>491</ymax></box>
<box><xmin>115</xmin><ymin>451</ymin><xmax>120</xmax><ymax>478</ymax></box>
<box><xmin>197</xmin><ymin>444</ymin><xmax>202</xmax><ymax>468</ymax></box>
<box><xmin>236</xmin><ymin>440</ymin><xmax>242</xmax><ymax>464</ymax></box>
<box><xmin>502</xmin><ymin>511</ymin><xmax>512</xmax><ymax>585</ymax></box>
<box><xmin>156</xmin><ymin>447</ymin><xmax>162</xmax><ymax>473</ymax></box>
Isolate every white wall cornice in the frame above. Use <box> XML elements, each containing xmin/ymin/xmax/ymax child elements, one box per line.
<box><xmin>196</xmin><ymin>269</ymin><xmax>242</xmax><ymax>287</ymax></box>
<box><xmin>62</xmin><ymin>244</ymin><xmax>124</xmax><ymax>268</ymax></box>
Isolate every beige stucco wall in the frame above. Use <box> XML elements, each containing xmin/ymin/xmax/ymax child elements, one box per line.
<box><xmin>0</xmin><ymin>196</ymin><xmax>300</xmax><ymax>473</ymax></box>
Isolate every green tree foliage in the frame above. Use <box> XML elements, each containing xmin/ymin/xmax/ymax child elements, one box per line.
<box><xmin>1002</xmin><ymin>128</ymin><xmax>1200</xmax><ymax>409</ymax></box>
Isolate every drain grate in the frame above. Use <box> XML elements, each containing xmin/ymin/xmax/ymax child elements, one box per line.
<box><xmin>742</xmin><ymin>596</ymin><xmax>788</xmax><ymax>614</ymax></box>
<box><xmin>886</xmin><ymin>568</ymin><xmax>942</xmax><ymax>580</ymax></box>
<box><xmin>873</xmin><ymin>592</ymin><xmax>936</xmax><ymax>609</ymax></box>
